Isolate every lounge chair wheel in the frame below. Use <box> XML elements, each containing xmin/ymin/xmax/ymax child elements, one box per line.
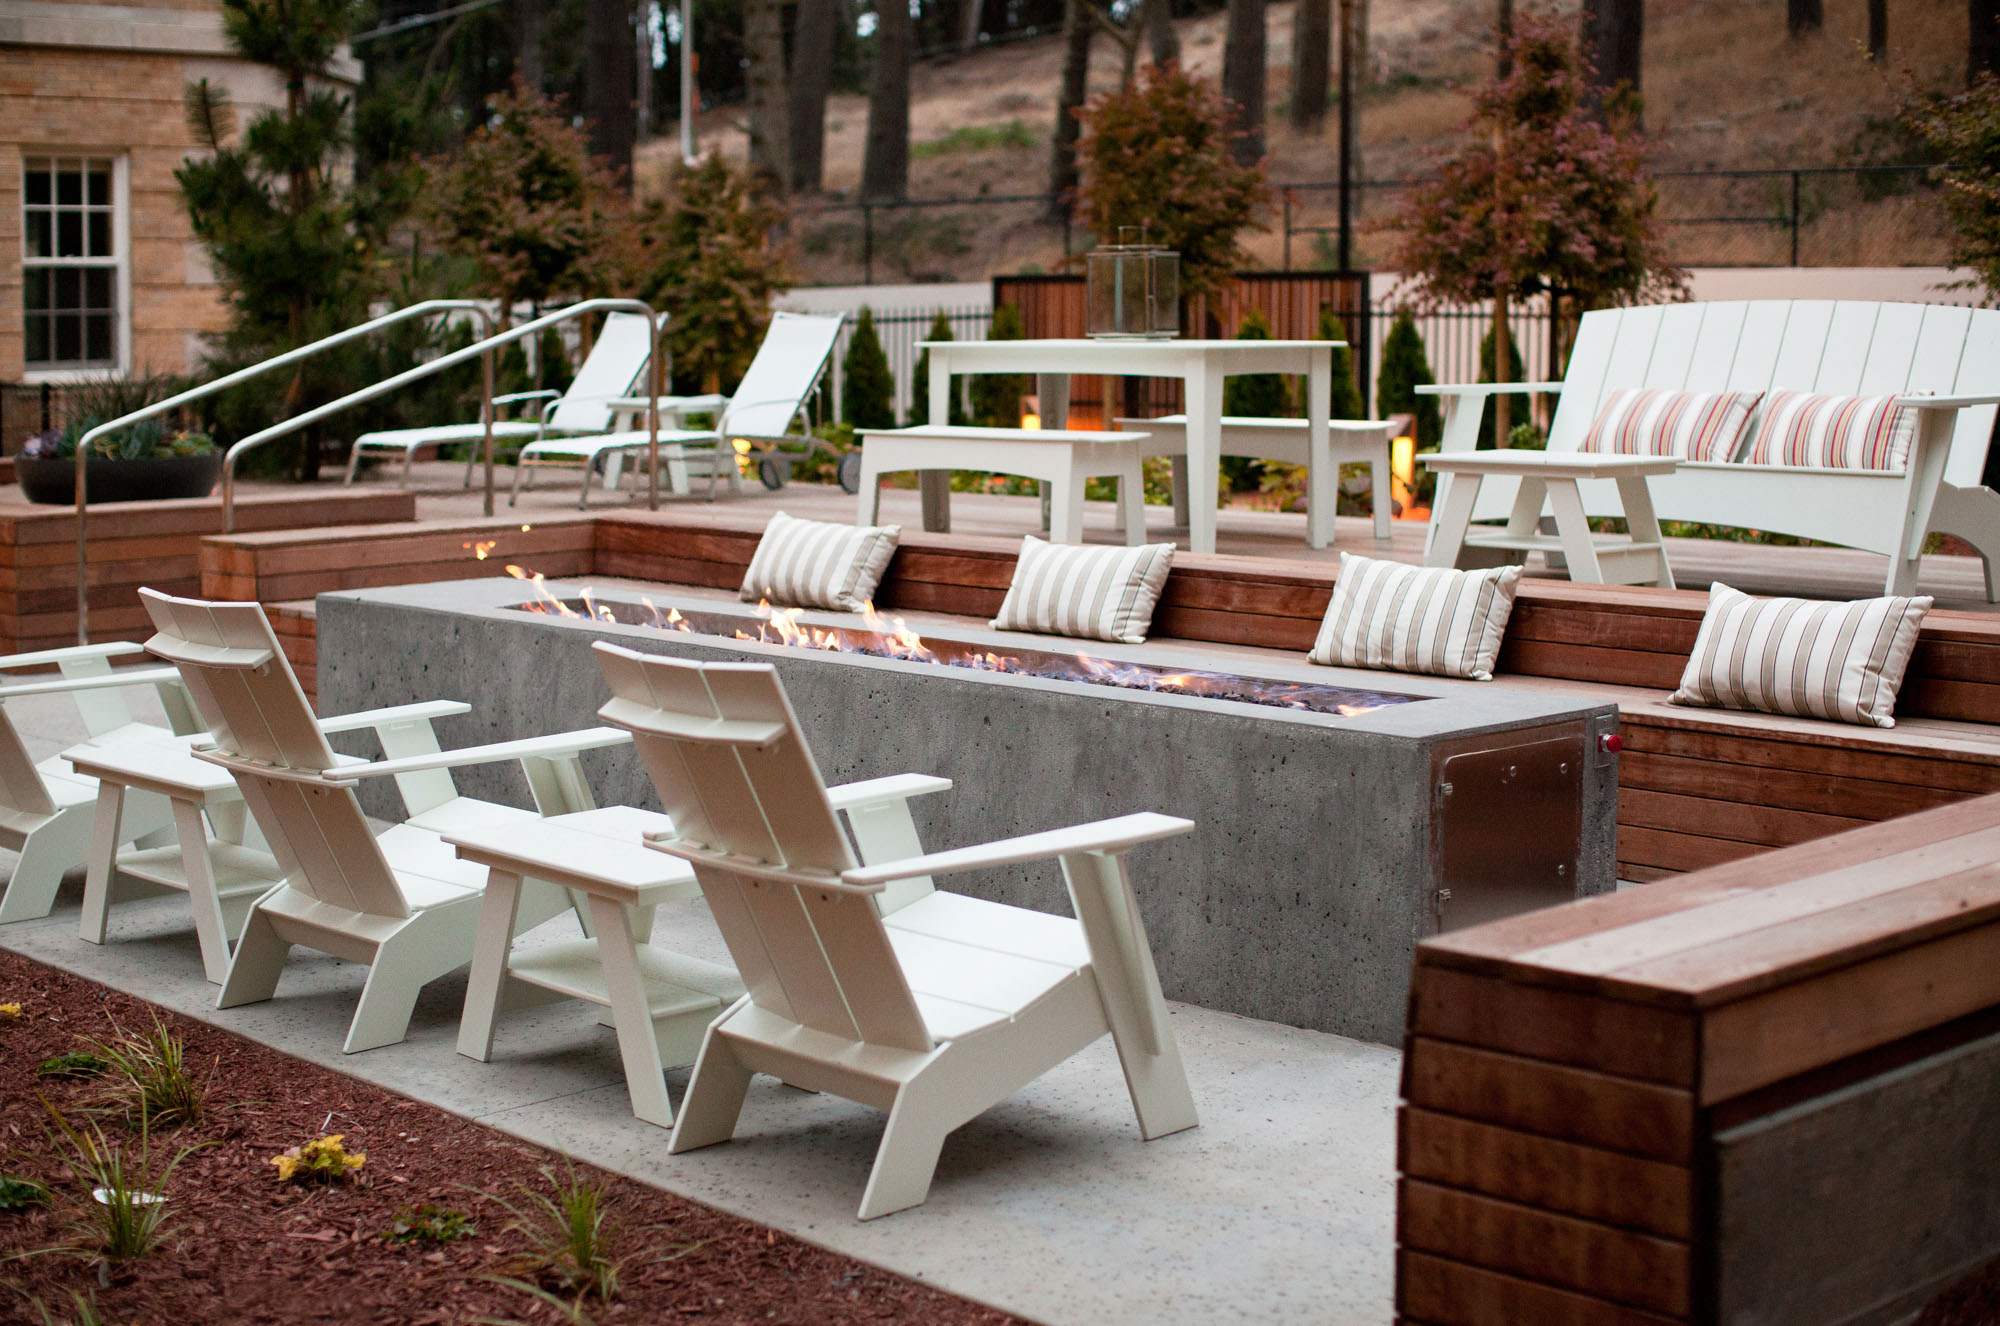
<box><xmin>837</xmin><ymin>452</ymin><xmax>864</xmax><ymax>495</ymax></box>
<box><xmin>758</xmin><ymin>457</ymin><xmax>788</xmax><ymax>491</ymax></box>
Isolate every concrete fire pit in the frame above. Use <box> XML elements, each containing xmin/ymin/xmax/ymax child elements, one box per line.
<box><xmin>317</xmin><ymin>578</ymin><xmax>1618</xmax><ymax>1042</ymax></box>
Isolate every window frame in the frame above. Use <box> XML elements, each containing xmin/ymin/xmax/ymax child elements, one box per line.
<box><xmin>19</xmin><ymin>153</ymin><xmax>131</xmax><ymax>383</ymax></box>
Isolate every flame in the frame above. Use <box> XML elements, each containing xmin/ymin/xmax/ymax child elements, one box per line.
<box><xmin>462</xmin><ymin>539</ymin><xmax>498</xmax><ymax>561</ymax></box>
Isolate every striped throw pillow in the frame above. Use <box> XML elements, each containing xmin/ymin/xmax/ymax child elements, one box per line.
<box><xmin>1670</xmin><ymin>582</ymin><xmax>1931</xmax><ymax>728</ymax></box>
<box><xmin>1308</xmin><ymin>553</ymin><xmax>1522</xmax><ymax>681</ymax></box>
<box><xmin>739</xmin><ymin>511</ymin><xmax>901</xmax><ymax>611</ymax></box>
<box><xmin>1743</xmin><ymin>391</ymin><xmax>1917</xmax><ymax>472</ymax></box>
<box><xmin>1578</xmin><ymin>387</ymin><xmax>1764</xmax><ymax>462</ymax></box>
<box><xmin>990</xmin><ymin>536</ymin><xmax>1175</xmax><ymax>644</ymax></box>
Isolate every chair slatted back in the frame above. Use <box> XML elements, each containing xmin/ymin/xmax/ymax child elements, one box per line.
<box><xmin>1546</xmin><ymin>301</ymin><xmax>2000</xmax><ymax>481</ymax></box>
<box><xmin>139</xmin><ymin>589</ymin><xmax>408</xmax><ymax>920</ymax></box>
<box><xmin>546</xmin><ymin>312</ymin><xmax>656</xmax><ymax>433</ymax></box>
<box><xmin>718</xmin><ymin>312</ymin><xmax>845</xmax><ymax>442</ymax></box>
<box><xmin>593</xmin><ymin>641</ymin><xmax>932</xmax><ymax>1053</ymax></box>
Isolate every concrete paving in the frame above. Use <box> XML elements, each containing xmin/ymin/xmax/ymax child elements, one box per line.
<box><xmin>0</xmin><ymin>687</ymin><xmax>1402</xmax><ymax>1326</ymax></box>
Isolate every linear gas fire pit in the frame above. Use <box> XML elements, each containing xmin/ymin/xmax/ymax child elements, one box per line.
<box><xmin>317</xmin><ymin>577</ymin><xmax>1620</xmax><ymax>1042</ymax></box>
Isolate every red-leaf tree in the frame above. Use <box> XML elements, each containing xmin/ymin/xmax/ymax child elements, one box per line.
<box><xmin>1388</xmin><ymin>10</ymin><xmax>1684</xmax><ymax>440</ymax></box>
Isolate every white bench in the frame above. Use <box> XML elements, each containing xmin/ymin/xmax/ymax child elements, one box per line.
<box><xmin>856</xmin><ymin>425</ymin><xmax>1149</xmax><ymax>545</ymax></box>
<box><xmin>1116</xmin><ymin>414</ymin><xmax>1401</xmax><ymax>546</ymax></box>
<box><xmin>1421</xmin><ymin>300</ymin><xmax>2000</xmax><ymax>598</ymax></box>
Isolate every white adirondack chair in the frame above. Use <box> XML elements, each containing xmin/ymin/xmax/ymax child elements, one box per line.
<box><xmin>512</xmin><ymin>311</ymin><xmax>846</xmax><ymax>505</ymax></box>
<box><xmin>139</xmin><ymin>589</ymin><xmax>631</xmax><ymax>1052</ymax></box>
<box><xmin>0</xmin><ymin>642</ymin><xmax>204</xmax><ymax>926</ymax></box>
<box><xmin>345</xmin><ymin>311</ymin><xmax>658</xmax><ymax>487</ymax></box>
<box><xmin>591</xmin><ymin>641</ymin><xmax>1198</xmax><ymax>1219</ymax></box>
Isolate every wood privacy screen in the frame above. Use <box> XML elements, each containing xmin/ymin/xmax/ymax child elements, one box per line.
<box><xmin>991</xmin><ymin>272</ymin><xmax>1372</xmax><ymax>426</ymax></box>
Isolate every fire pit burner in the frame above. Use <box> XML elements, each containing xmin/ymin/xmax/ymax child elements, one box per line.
<box><xmin>513</xmin><ymin>596</ymin><xmax>1421</xmax><ymax>719</ymax></box>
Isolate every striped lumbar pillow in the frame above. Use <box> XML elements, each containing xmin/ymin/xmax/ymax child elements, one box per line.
<box><xmin>1308</xmin><ymin>552</ymin><xmax>1522</xmax><ymax>681</ymax></box>
<box><xmin>1578</xmin><ymin>387</ymin><xmax>1764</xmax><ymax>462</ymax></box>
<box><xmin>739</xmin><ymin>510</ymin><xmax>901</xmax><ymax>611</ymax></box>
<box><xmin>1743</xmin><ymin>390</ymin><xmax>1917</xmax><ymax>472</ymax></box>
<box><xmin>989</xmin><ymin>536</ymin><xmax>1175</xmax><ymax>644</ymax></box>
<box><xmin>1670</xmin><ymin>582</ymin><xmax>1931</xmax><ymax>728</ymax></box>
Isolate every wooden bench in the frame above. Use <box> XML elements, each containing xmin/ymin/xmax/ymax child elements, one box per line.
<box><xmin>855</xmin><ymin>424</ymin><xmax>1148</xmax><ymax>545</ymax></box>
<box><xmin>1424</xmin><ymin>300</ymin><xmax>2000</xmax><ymax>597</ymax></box>
<box><xmin>1398</xmin><ymin>790</ymin><xmax>2000</xmax><ymax>1325</ymax></box>
<box><xmin>1114</xmin><ymin>414</ymin><xmax>1401</xmax><ymax>547</ymax></box>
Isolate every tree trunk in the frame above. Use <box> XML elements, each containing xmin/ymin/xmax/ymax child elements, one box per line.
<box><xmin>862</xmin><ymin>0</ymin><xmax>913</xmax><ymax>201</ymax></box>
<box><xmin>1497</xmin><ymin>0</ymin><xmax>1514</xmax><ymax>78</ymax></box>
<box><xmin>1291</xmin><ymin>0</ymin><xmax>1330</xmax><ymax>132</ymax></box>
<box><xmin>1788</xmin><ymin>0</ymin><xmax>1823</xmax><ymax>37</ymax></box>
<box><xmin>1492</xmin><ymin>286</ymin><xmax>1511</xmax><ymax>446</ymax></box>
<box><xmin>744</xmin><ymin>0</ymin><xmax>789</xmax><ymax>191</ymax></box>
<box><xmin>1222</xmin><ymin>0</ymin><xmax>1265</xmax><ymax>165</ymax></box>
<box><xmin>1047</xmin><ymin>0</ymin><xmax>1093</xmax><ymax>222</ymax></box>
<box><xmin>960</xmin><ymin>0</ymin><xmax>984</xmax><ymax>52</ymax></box>
<box><xmin>789</xmin><ymin>0</ymin><xmax>836</xmax><ymax>190</ymax></box>
<box><xmin>514</xmin><ymin>0</ymin><xmax>544</xmax><ymax>88</ymax></box>
<box><xmin>1146</xmin><ymin>0</ymin><xmax>1179</xmax><ymax>67</ymax></box>
<box><xmin>586</xmin><ymin>0</ymin><xmax>637</xmax><ymax>184</ymax></box>
<box><xmin>1973</xmin><ymin>0</ymin><xmax>2000</xmax><ymax>84</ymax></box>
<box><xmin>1868</xmin><ymin>0</ymin><xmax>1887</xmax><ymax>58</ymax></box>
<box><xmin>1581</xmin><ymin>0</ymin><xmax>1642</xmax><ymax>117</ymax></box>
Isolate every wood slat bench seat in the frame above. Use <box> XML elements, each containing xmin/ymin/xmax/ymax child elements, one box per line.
<box><xmin>200</xmin><ymin>511</ymin><xmax>2000</xmax><ymax>877</ymax></box>
<box><xmin>1399</xmin><ymin>792</ymin><xmax>2000</xmax><ymax>1325</ymax></box>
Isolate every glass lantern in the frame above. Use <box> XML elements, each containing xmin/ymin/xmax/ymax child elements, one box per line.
<box><xmin>1085</xmin><ymin>227</ymin><xmax>1180</xmax><ymax>339</ymax></box>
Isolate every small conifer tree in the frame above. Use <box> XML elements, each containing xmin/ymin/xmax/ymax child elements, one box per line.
<box><xmin>908</xmin><ymin>311</ymin><xmax>970</xmax><ymax>426</ymax></box>
<box><xmin>968</xmin><ymin>304</ymin><xmax>1028</xmax><ymax>426</ymax></box>
<box><xmin>1376</xmin><ymin>311</ymin><xmax>1442</xmax><ymax>449</ymax></box>
<box><xmin>1316</xmin><ymin>307</ymin><xmax>1366</xmax><ymax>421</ymax></box>
<box><xmin>842</xmin><ymin>307</ymin><xmax>897</xmax><ymax>430</ymax></box>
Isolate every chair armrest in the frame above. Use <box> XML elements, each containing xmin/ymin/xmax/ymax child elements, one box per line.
<box><xmin>333</xmin><ymin>726</ymin><xmax>631</xmax><ymax>780</ymax></box>
<box><xmin>491</xmin><ymin>390</ymin><xmax>559</xmax><ymax>407</ymax></box>
<box><xmin>824</xmin><ymin>773</ymin><xmax>953</xmax><ymax>812</ymax></box>
<box><xmin>1416</xmin><ymin>381</ymin><xmax>1566</xmax><ymax>397</ymax></box>
<box><xmin>0</xmin><ymin>666</ymin><xmax>182</xmax><ymax>702</ymax></box>
<box><xmin>1897</xmin><ymin>392</ymin><xmax>2000</xmax><ymax>410</ymax></box>
<box><xmin>0</xmin><ymin>642</ymin><xmax>148</xmax><ymax>671</ymax></box>
<box><xmin>314</xmin><ymin>700</ymin><xmax>472</xmax><ymax>734</ymax></box>
<box><xmin>840</xmin><ymin>812</ymin><xmax>1193</xmax><ymax>887</ymax></box>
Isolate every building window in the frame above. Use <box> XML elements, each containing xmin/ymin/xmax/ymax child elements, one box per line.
<box><xmin>22</xmin><ymin>156</ymin><xmax>125</xmax><ymax>373</ymax></box>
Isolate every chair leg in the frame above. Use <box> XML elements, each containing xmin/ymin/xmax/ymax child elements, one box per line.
<box><xmin>344</xmin><ymin>958</ymin><xmax>426</xmax><ymax>1053</ymax></box>
<box><xmin>0</xmin><ymin>812</ymin><xmax>92</xmax><ymax>925</ymax></box>
<box><xmin>509</xmin><ymin>455</ymin><xmax>526</xmax><ymax>507</ymax></box>
<box><xmin>217</xmin><ymin>907</ymin><xmax>291</xmax><ymax>1009</ymax></box>
<box><xmin>343</xmin><ymin>445</ymin><xmax>363</xmax><ymax>484</ymax></box>
<box><xmin>857</xmin><ymin>1084</ymin><xmax>950</xmax><ymax>1220</ymax></box>
<box><xmin>576</xmin><ymin>455</ymin><xmax>596</xmax><ymax>510</ymax></box>
<box><xmin>666</xmin><ymin>1022</ymin><xmax>754</xmax><ymax>1155</ymax></box>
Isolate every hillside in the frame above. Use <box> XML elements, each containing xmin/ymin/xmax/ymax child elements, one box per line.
<box><xmin>639</xmin><ymin>0</ymin><xmax>1975</xmax><ymax>284</ymax></box>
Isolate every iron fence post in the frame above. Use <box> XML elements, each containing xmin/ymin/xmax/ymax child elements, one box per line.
<box><xmin>863</xmin><ymin>203</ymin><xmax>874</xmax><ymax>285</ymax></box>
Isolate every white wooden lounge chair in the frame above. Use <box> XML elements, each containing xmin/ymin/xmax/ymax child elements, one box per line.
<box><xmin>591</xmin><ymin>641</ymin><xmax>1199</xmax><ymax>1219</ymax></box>
<box><xmin>0</xmin><ymin>643</ymin><xmax>204</xmax><ymax>926</ymax></box>
<box><xmin>139</xmin><ymin>589</ymin><xmax>631</xmax><ymax>1052</ymax></box>
<box><xmin>511</xmin><ymin>311</ymin><xmax>846</xmax><ymax>506</ymax></box>
<box><xmin>344</xmin><ymin>311</ymin><xmax>658</xmax><ymax>487</ymax></box>
<box><xmin>71</xmin><ymin>692</ymin><xmax>613</xmax><ymax>987</ymax></box>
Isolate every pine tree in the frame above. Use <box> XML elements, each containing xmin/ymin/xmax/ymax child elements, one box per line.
<box><xmin>1376</xmin><ymin>310</ymin><xmax>1442</xmax><ymax>449</ymax></box>
<box><xmin>909</xmin><ymin>311</ymin><xmax>969</xmax><ymax>426</ymax></box>
<box><xmin>1316</xmin><ymin>307</ymin><xmax>1365</xmax><ymax>420</ymax></box>
<box><xmin>842</xmin><ymin>307</ymin><xmax>897</xmax><ymax>430</ymax></box>
<box><xmin>969</xmin><ymin>304</ymin><xmax>1029</xmax><ymax>426</ymax></box>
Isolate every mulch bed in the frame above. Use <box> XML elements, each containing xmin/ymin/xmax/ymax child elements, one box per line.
<box><xmin>0</xmin><ymin>949</ymin><xmax>1030</xmax><ymax>1325</ymax></box>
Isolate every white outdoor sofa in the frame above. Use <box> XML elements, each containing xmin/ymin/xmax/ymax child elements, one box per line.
<box><xmin>1421</xmin><ymin>300</ymin><xmax>2000</xmax><ymax>598</ymax></box>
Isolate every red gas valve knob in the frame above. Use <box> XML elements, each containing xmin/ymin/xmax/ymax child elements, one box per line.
<box><xmin>1598</xmin><ymin>732</ymin><xmax>1623</xmax><ymax>756</ymax></box>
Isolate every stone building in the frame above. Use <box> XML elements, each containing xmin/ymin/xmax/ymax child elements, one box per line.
<box><xmin>0</xmin><ymin>0</ymin><xmax>359</xmax><ymax>401</ymax></box>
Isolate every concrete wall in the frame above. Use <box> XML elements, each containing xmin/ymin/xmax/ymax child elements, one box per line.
<box><xmin>317</xmin><ymin>578</ymin><xmax>1618</xmax><ymax>1043</ymax></box>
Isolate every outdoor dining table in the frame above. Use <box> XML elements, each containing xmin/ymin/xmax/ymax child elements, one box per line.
<box><xmin>920</xmin><ymin>337</ymin><xmax>1337</xmax><ymax>556</ymax></box>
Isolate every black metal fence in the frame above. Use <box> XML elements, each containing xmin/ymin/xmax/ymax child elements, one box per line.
<box><xmin>819</xmin><ymin>303</ymin><xmax>992</xmax><ymax>424</ymax></box>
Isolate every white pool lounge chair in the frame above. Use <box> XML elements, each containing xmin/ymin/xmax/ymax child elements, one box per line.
<box><xmin>139</xmin><ymin>589</ymin><xmax>630</xmax><ymax>1052</ymax></box>
<box><xmin>592</xmin><ymin>640</ymin><xmax>1199</xmax><ymax>1219</ymax></box>
<box><xmin>344</xmin><ymin>311</ymin><xmax>658</xmax><ymax>487</ymax></box>
<box><xmin>0</xmin><ymin>643</ymin><xmax>203</xmax><ymax>926</ymax></box>
<box><xmin>511</xmin><ymin>311</ymin><xmax>847</xmax><ymax>506</ymax></box>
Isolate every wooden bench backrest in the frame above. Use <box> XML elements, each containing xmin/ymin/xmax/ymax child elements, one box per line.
<box><xmin>1546</xmin><ymin>301</ymin><xmax>2000</xmax><ymax>483</ymax></box>
<box><xmin>139</xmin><ymin>588</ymin><xmax>409</xmax><ymax>920</ymax></box>
<box><xmin>592</xmin><ymin>641</ymin><xmax>934</xmax><ymax>1053</ymax></box>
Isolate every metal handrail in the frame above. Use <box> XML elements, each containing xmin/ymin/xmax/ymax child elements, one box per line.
<box><xmin>71</xmin><ymin>299</ymin><xmax>495</xmax><ymax>645</ymax></box>
<box><xmin>220</xmin><ymin>298</ymin><xmax>670</xmax><ymax>534</ymax></box>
